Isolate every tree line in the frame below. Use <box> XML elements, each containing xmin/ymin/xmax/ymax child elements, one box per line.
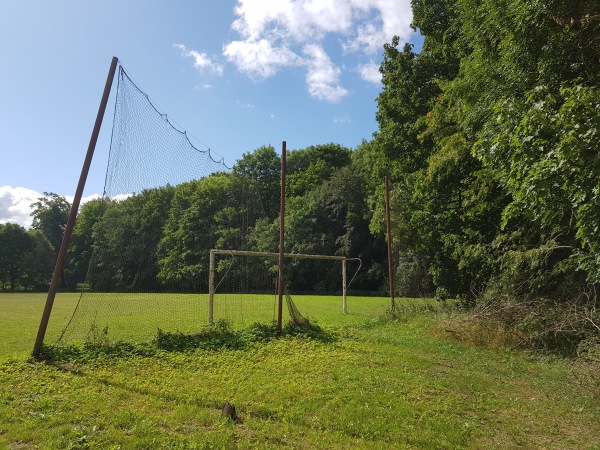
<box><xmin>356</xmin><ymin>0</ymin><xmax>599</xmax><ymax>352</ymax></box>
<box><xmin>1</xmin><ymin>143</ymin><xmax>386</xmax><ymax>295</ymax></box>
<box><xmin>0</xmin><ymin>193</ymin><xmax>68</xmax><ymax>291</ymax></box>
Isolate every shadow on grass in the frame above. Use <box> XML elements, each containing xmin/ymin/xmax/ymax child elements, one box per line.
<box><xmin>38</xmin><ymin>319</ymin><xmax>337</xmax><ymax>363</ymax></box>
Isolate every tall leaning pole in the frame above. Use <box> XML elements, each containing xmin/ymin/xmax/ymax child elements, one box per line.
<box><xmin>277</xmin><ymin>141</ymin><xmax>287</xmax><ymax>332</ymax></box>
<box><xmin>32</xmin><ymin>56</ymin><xmax>119</xmax><ymax>359</ymax></box>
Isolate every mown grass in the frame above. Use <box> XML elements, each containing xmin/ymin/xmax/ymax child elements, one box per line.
<box><xmin>0</xmin><ymin>293</ymin><xmax>599</xmax><ymax>449</ymax></box>
<box><xmin>0</xmin><ymin>293</ymin><xmax>83</xmax><ymax>361</ymax></box>
<box><xmin>0</xmin><ymin>292</ymin><xmax>392</xmax><ymax>359</ymax></box>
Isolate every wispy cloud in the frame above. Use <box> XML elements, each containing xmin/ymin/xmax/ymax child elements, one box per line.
<box><xmin>333</xmin><ymin>115</ymin><xmax>352</xmax><ymax>124</ymax></box>
<box><xmin>236</xmin><ymin>100</ymin><xmax>255</xmax><ymax>109</ymax></box>
<box><xmin>174</xmin><ymin>44</ymin><xmax>224</xmax><ymax>76</ymax></box>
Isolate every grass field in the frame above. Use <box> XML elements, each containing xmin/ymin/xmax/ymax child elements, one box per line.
<box><xmin>1</xmin><ymin>292</ymin><xmax>599</xmax><ymax>449</ymax></box>
<box><xmin>0</xmin><ymin>292</ymin><xmax>391</xmax><ymax>359</ymax></box>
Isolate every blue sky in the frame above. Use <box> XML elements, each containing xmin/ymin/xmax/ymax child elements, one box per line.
<box><xmin>1</xmin><ymin>0</ymin><xmax>421</xmax><ymax>227</ymax></box>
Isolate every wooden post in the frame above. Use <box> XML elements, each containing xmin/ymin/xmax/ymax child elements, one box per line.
<box><xmin>32</xmin><ymin>56</ymin><xmax>119</xmax><ymax>359</ymax></box>
<box><xmin>385</xmin><ymin>176</ymin><xmax>395</xmax><ymax>311</ymax></box>
<box><xmin>208</xmin><ymin>249</ymin><xmax>215</xmax><ymax>324</ymax></box>
<box><xmin>342</xmin><ymin>258</ymin><xmax>347</xmax><ymax>314</ymax></box>
<box><xmin>277</xmin><ymin>141</ymin><xmax>286</xmax><ymax>332</ymax></box>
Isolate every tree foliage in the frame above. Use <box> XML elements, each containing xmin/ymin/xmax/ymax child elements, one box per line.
<box><xmin>30</xmin><ymin>192</ymin><xmax>71</xmax><ymax>254</ymax></box>
<box><xmin>0</xmin><ymin>223</ymin><xmax>54</xmax><ymax>291</ymax></box>
<box><xmin>365</xmin><ymin>0</ymin><xmax>600</xmax><ymax>350</ymax></box>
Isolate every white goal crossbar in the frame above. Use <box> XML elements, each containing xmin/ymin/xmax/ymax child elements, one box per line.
<box><xmin>208</xmin><ymin>249</ymin><xmax>361</xmax><ymax>322</ymax></box>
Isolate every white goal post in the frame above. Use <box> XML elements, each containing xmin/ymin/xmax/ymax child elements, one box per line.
<box><xmin>208</xmin><ymin>249</ymin><xmax>361</xmax><ymax>322</ymax></box>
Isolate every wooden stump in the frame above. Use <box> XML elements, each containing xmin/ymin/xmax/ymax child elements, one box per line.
<box><xmin>221</xmin><ymin>401</ymin><xmax>238</xmax><ymax>421</ymax></box>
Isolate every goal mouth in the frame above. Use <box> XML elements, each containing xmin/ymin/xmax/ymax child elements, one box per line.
<box><xmin>209</xmin><ymin>249</ymin><xmax>362</xmax><ymax>325</ymax></box>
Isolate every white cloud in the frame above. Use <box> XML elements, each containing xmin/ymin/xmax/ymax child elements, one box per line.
<box><xmin>174</xmin><ymin>44</ymin><xmax>224</xmax><ymax>76</ymax></box>
<box><xmin>0</xmin><ymin>187</ymin><xmax>103</xmax><ymax>229</ymax></box>
<box><xmin>220</xmin><ymin>0</ymin><xmax>413</xmax><ymax>101</ymax></box>
<box><xmin>195</xmin><ymin>83</ymin><xmax>213</xmax><ymax>90</ymax></box>
<box><xmin>64</xmin><ymin>193</ymin><xmax>101</xmax><ymax>206</ymax></box>
<box><xmin>358</xmin><ymin>62</ymin><xmax>381</xmax><ymax>84</ymax></box>
<box><xmin>346</xmin><ymin>0</ymin><xmax>413</xmax><ymax>53</ymax></box>
<box><xmin>303</xmin><ymin>44</ymin><xmax>348</xmax><ymax>102</ymax></box>
<box><xmin>0</xmin><ymin>186</ymin><xmax>41</xmax><ymax>229</ymax></box>
<box><xmin>231</xmin><ymin>0</ymin><xmax>356</xmax><ymax>41</ymax></box>
<box><xmin>222</xmin><ymin>39</ymin><xmax>302</xmax><ymax>79</ymax></box>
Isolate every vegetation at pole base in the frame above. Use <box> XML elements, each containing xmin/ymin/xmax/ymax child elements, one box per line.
<box><xmin>37</xmin><ymin>319</ymin><xmax>336</xmax><ymax>363</ymax></box>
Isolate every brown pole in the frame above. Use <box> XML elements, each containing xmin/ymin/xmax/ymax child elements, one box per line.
<box><xmin>32</xmin><ymin>56</ymin><xmax>119</xmax><ymax>358</ymax></box>
<box><xmin>277</xmin><ymin>141</ymin><xmax>287</xmax><ymax>332</ymax></box>
<box><xmin>385</xmin><ymin>176</ymin><xmax>395</xmax><ymax>311</ymax></box>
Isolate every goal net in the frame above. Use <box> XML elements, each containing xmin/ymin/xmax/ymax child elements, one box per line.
<box><xmin>50</xmin><ymin>62</ymin><xmax>361</xmax><ymax>347</ymax></box>
<box><xmin>55</xmin><ymin>65</ymin><xmax>278</xmax><ymax>344</ymax></box>
<box><xmin>209</xmin><ymin>249</ymin><xmax>361</xmax><ymax>326</ymax></box>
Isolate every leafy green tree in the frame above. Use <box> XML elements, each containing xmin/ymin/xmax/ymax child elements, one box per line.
<box><xmin>287</xmin><ymin>143</ymin><xmax>352</xmax><ymax>197</ymax></box>
<box><xmin>232</xmin><ymin>145</ymin><xmax>281</xmax><ymax>219</ymax></box>
<box><xmin>88</xmin><ymin>186</ymin><xmax>174</xmax><ymax>291</ymax></box>
<box><xmin>30</xmin><ymin>192</ymin><xmax>71</xmax><ymax>288</ymax></box>
<box><xmin>284</xmin><ymin>164</ymin><xmax>383</xmax><ymax>293</ymax></box>
<box><xmin>157</xmin><ymin>173</ymin><xmax>264</xmax><ymax>291</ymax></box>
<box><xmin>0</xmin><ymin>223</ymin><xmax>33</xmax><ymax>291</ymax></box>
<box><xmin>441</xmin><ymin>0</ymin><xmax>600</xmax><ymax>300</ymax></box>
<box><xmin>23</xmin><ymin>229</ymin><xmax>55</xmax><ymax>291</ymax></box>
<box><xmin>30</xmin><ymin>192</ymin><xmax>71</xmax><ymax>254</ymax></box>
<box><xmin>365</xmin><ymin>16</ymin><xmax>464</xmax><ymax>297</ymax></box>
<box><xmin>66</xmin><ymin>197</ymin><xmax>108</xmax><ymax>288</ymax></box>
<box><xmin>366</xmin><ymin>0</ymin><xmax>600</xmax><ymax>347</ymax></box>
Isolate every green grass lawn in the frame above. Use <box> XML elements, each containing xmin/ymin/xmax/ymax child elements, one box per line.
<box><xmin>0</xmin><ymin>292</ymin><xmax>84</xmax><ymax>360</ymax></box>
<box><xmin>0</xmin><ymin>292</ymin><xmax>392</xmax><ymax>358</ymax></box>
<box><xmin>0</xmin><ymin>293</ymin><xmax>598</xmax><ymax>449</ymax></box>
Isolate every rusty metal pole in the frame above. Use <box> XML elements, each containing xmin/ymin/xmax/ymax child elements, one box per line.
<box><xmin>385</xmin><ymin>176</ymin><xmax>395</xmax><ymax>311</ymax></box>
<box><xmin>277</xmin><ymin>141</ymin><xmax>287</xmax><ymax>332</ymax></box>
<box><xmin>32</xmin><ymin>56</ymin><xmax>119</xmax><ymax>359</ymax></box>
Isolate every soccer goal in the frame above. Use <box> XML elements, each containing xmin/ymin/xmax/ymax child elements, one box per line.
<box><xmin>209</xmin><ymin>249</ymin><xmax>361</xmax><ymax>323</ymax></box>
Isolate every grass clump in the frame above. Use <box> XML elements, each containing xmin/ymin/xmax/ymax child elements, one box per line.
<box><xmin>154</xmin><ymin>319</ymin><xmax>243</xmax><ymax>351</ymax></box>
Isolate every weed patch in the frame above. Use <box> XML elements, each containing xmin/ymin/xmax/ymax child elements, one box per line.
<box><xmin>37</xmin><ymin>320</ymin><xmax>337</xmax><ymax>363</ymax></box>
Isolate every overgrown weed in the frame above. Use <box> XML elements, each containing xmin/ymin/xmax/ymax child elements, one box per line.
<box><xmin>359</xmin><ymin>298</ymin><xmax>455</xmax><ymax>329</ymax></box>
<box><xmin>436</xmin><ymin>315</ymin><xmax>528</xmax><ymax>351</ymax></box>
<box><xmin>38</xmin><ymin>319</ymin><xmax>337</xmax><ymax>363</ymax></box>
